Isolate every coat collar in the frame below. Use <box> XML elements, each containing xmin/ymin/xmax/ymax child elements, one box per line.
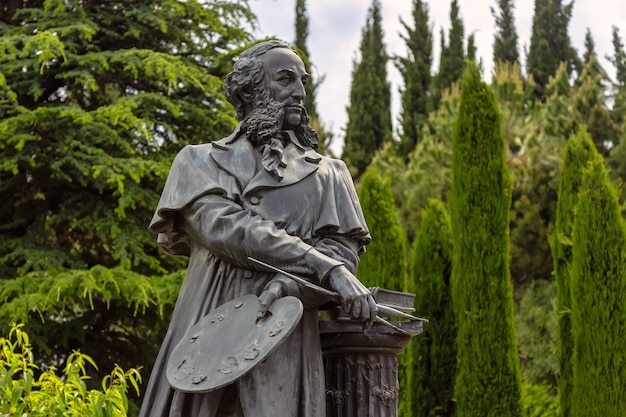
<box><xmin>210</xmin><ymin>126</ymin><xmax>322</xmax><ymax>195</ymax></box>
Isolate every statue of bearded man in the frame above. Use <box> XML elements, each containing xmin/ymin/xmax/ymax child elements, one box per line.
<box><xmin>139</xmin><ymin>40</ymin><xmax>376</xmax><ymax>417</ymax></box>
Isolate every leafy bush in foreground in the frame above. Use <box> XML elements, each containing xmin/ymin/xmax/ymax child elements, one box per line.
<box><xmin>0</xmin><ymin>323</ymin><xmax>140</xmax><ymax>417</ymax></box>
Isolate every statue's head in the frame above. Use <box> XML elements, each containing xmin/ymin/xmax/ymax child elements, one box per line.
<box><xmin>225</xmin><ymin>40</ymin><xmax>318</xmax><ymax>149</ymax></box>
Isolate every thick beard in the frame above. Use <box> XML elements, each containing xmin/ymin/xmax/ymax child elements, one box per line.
<box><xmin>240</xmin><ymin>91</ymin><xmax>287</xmax><ymax>147</ymax></box>
<box><xmin>240</xmin><ymin>89</ymin><xmax>318</xmax><ymax>150</ymax></box>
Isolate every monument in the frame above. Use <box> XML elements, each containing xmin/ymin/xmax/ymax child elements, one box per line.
<box><xmin>140</xmin><ymin>40</ymin><xmax>423</xmax><ymax>417</ymax></box>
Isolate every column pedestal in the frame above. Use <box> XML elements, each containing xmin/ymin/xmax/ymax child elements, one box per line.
<box><xmin>320</xmin><ymin>289</ymin><xmax>425</xmax><ymax>417</ymax></box>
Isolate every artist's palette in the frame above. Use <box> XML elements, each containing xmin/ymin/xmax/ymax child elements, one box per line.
<box><xmin>166</xmin><ymin>294</ymin><xmax>303</xmax><ymax>393</ymax></box>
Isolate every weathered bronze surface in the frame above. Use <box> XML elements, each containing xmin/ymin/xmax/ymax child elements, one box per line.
<box><xmin>167</xmin><ymin>294</ymin><xmax>303</xmax><ymax>393</ymax></box>
<box><xmin>321</xmin><ymin>289</ymin><xmax>426</xmax><ymax>417</ymax></box>
<box><xmin>139</xmin><ymin>39</ymin><xmax>378</xmax><ymax>417</ymax></box>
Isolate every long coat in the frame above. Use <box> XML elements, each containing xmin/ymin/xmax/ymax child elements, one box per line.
<box><xmin>139</xmin><ymin>128</ymin><xmax>370</xmax><ymax>417</ymax></box>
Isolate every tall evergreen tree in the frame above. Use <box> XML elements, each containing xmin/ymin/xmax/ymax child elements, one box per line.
<box><xmin>410</xmin><ymin>199</ymin><xmax>455</xmax><ymax>417</ymax></box>
<box><xmin>357</xmin><ymin>165</ymin><xmax>410</xmax><ymax>415</ymax></box>
<box><xmin>434</xmin><ymin>0</ymin><xmax>465</xmax><ymax>108</ymax></box>
<box><xmin>607</xmin><ymin>26</ymin><xmax>626</xmax><ymax>131</ymax></box>
<box><xmin>527</xmin><ymin>0</ymin><xmax>579</xmax><ymax>100</ymax></box>
<box><xmin>0</xmin><ymin>0</ymin><xmax>253</xmax><ymax>401</ymax></box>
<box><xmin>293</xmin><ymin>0</ymin><xmax>334</xmax><ymax>155</ymax></box>
<box><xmin>342</xmin><ymin>0</ymin><xmax>392</xmax><ymax>177</ymax></box>
<box><xmin>294</xmin><ymin>0</ymin><xmax>316</xmax><ymax>121</ymax></box>
<box><xmin>583</xmin><ymin>28</ymin><xmax>596</xmax><ymax>65</ymax></box>
<box><xmin>491</xmin><ymin>0</ymin><xmax>520</xmax><ymax>65</ymax></box>
<box><xmin>467</xmin><ymin>33</ymin><xmax>477</xmax><ymax>63</ymax></box>
<box><xmin>450</xmin><ymin>62</ymin><xmax>522</xmax><ymax>417</ymax></box>
<box><xmin>570</xmin><ymin>140</ymin><xmax>626</xmax><ymax>417</ymax></box>
<box><xmin>550</xmin><ymin>127</ymin><xmax>596</xmax><ymax>417</ymax></box>
<box><xmin>607</xmin><ymin>27</ymin><xmax>626</xmax><ymax>191</ymax></box>
<box><xmin>396</xmin><ymin>0</ymin><xmax>432</xmax><ymax>160</ymax></box>
<box><xmin>357</xmin><ymin>168</ymin><xmax>407</xmax><ymax>292</ymax></box>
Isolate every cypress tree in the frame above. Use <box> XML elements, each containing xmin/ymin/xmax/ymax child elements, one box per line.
<box><xmin>583</xmin><ymin>28</ymin><xmax>596</xmax><ymax>66</ymax></box>
<box><xmin>491</xmin><ymin>0</ymin><xmax>520</xmax><ymax>65</ymax></box>
<box><xmin>342</xmin><ymin>0</ymin><xmax>392</xmax><ymax>177</ymax></box>
<box><xmin>550</xmin><ymin>127</ymin><xmax>596</xmax><ymax>417</ymax></box>
<box><xmin>411</xmin><ymin>199</ymin><xmax>455</xmax><ymax>417</ymax></box>
<box><xmin>527</xmin><ymin>0</ymin><xmax>579</xmax><ymax>100</ymax></box>
<box><xmin>294</xmin><ymin>0</ymin><xmax>316</xmax><ymax>121</ymax></box>
<box><xmin>293</xmin><ymin>0</ymin><xmax>334</xmax><ymax>155</ymax></box>
<box><xmin>396</xmin><ymin>0</ymin><xmax>432</xmax><ymax>160</ymax></box>
<box><xmin>608</xmin><ymin>27</ymin><xmax>626</xmax><ymax>188</ymax></box>
<box><xmin>450</xmin><ymin>62</ymin><xmax>522</xmax><ymax>417</ymax></box>
<box><xmin>434</xmin><ymin>0</ymin><xmax>465</xmax><ymax>107</ymax></box>
<box><xmin>570</xmin><ymin>142</ymin><xmax>626</xmax><ymax>417</ymax></box>
<box><xmin>608</xmin><ymin>26</ymin><xmax>626</xmax><ymax>129</ymax></box>
<box><xmin>358</xmin><ymin>166</ymin><xmax>410</xmax><ymax>416</ymax></box>
<box><xmin>357</xmin><ymin>168</ymin><xmax>407</xmax><ymax>292</ymax></box>
<box><xmin>466</xmin><ymin>33</ymin><xmax>477</xmax><ymax>63</ymax></box>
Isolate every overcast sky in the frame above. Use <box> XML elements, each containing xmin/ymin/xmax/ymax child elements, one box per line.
<box><xmin>248</xmin><ymin>0</ymin><xmax>626</xmax><ymax>154</ymax></box>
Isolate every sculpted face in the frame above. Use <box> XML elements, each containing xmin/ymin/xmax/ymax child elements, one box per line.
<box><xmin>258</xmin><ymin>48</ymin><xmax>309</xmax><ymax>130</ymax></box>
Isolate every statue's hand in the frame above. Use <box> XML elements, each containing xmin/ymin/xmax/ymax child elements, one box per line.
<box><xmin>327</xmin><ymin>266</ymin><xmax>378</xmax><ymax>327</ymax></box>
<box><xmin>257</xmin><ymin>274</ymin><xmax>291</xmax><ymax>320</ymax></box>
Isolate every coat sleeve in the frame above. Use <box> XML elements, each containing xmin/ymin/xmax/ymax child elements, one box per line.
<box><xmin>181</xmin><ymin>194</ymin><xmax>344</xmax><ymax>284</ymax></box>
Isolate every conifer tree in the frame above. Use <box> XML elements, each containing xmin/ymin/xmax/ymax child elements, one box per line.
<box><xmin>450</xmin><ymin>62</ymin><xmax>521</xmax><ymax>417</ymax></box>
<box><xmin>293</xmin><ymin>0</ymin><xmax>334</xmax><ymax>155</ymax></box>
<box><xmin>342</xmin><ymin>0</ymin><xmax>392</xmax><ymax>177</ymax></box>
<box><xmin>570</xmin><ymin>140</ymin><xmax>626</xmax><ymax>417</ymax></box>
<box><xmin>357</xmin><ymin>168</ymin><xmax>407</xmax><ymax>292</ymax></box>
<box><xmin>294</xmin><ymin>0</ymin><xmax>316</xmax><ymax>121</ymax></box>
<box><xmin>608</xmin><ymin>26</ymin><xmax>626</xmax><ymax>130</ymax></box>
<box><xmin>396</xmin><ymin>0</ymin><xmax>432</xmax><ymax>160</ymax></box>
<box><xmin>491</xmin><ymin>0</ymin><xmax>520</xmax><ymax>65</ymax></box>
<box><xmin>573</xmin><ymin>58</ymin><xmax>618</xmax><ymax>155</ymax></box>
<box><xmin>0</xmin><ymin>0</ymin><xmax>252</xmax><ymax>397</ymax></box>
<box><xmin>583</xmin><ymin>28</ymin><xmax>596</xmax><ymax>65</ymax></box>
<box><xmin>467</xmin><ymin>33</ymin><xmax>477</xmax><ymax>63</ymax></box>
<box><xmin>433</xmin><ymin>0</ymin><xmax>465</xmax><ymax>109</ymax></box>
<box><xmin>410</xmin><ymin>199</ymin><xmax>455</xmax><ymax>417</ymax></box>
<box><xmin>527</xmin><ymin>0</ymin><xmax>579</xmax><ymax>100</ymax></box>
<box><xmin>607</xmin><ymin>27</ymin><xmax>626</xmax><ymax>190</ymax></box>
<box><xmin>358</xmin><ymin>166</ymin><xmax>409</xmax><ymax>416</ymax></box>
<box><xmin>550</xmin><ymin>127</ymin><xmax>596</xmax><ymax>417</ymax></box>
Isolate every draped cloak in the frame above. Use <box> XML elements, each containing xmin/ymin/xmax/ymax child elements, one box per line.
<box><xmin>139</xmin><ymin>128</ymin><xmax>370</xmax><ymax>417</ymax></box>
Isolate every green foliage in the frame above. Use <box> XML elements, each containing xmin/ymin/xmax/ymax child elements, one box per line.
<box><xmin>433</xmin><ymin>0</ymin><xmax>465</xmax><ymax>108</ymax></box>
<box><xmin>342</xmin><ymin>0</ymin><xmax>392</xmax><ymax>177</ymax></box>
<box><xmin>0</xmin><ymin>266</ymin><xmax>183</xmax><ymax>405</ymax></box>
<box><xmin>549</xmin><ymin>127</ymin><xmax>596</xmax><ymax>417</ymax></box>
<box><xmin>396</xmin><ymin>0</ymin><xmax>432</xmax><ymax>159</ymax></box>
<box><xmin>357</xmin><ymin>168</ymin><xmax>407</xmax><ymax>292</ymax></box>
<box><xmin>491</xmin><ymin>0</ymin><xmax>520</xmax><ymax>65</ymax></box>
<box><xmin>0</xmin><ymin>0</ymin><xmax>253</xmax><ymax>404</ymax></box>
<box><xmin>570</xmin><ymin>151</ymin><xmax>626</xmax><ymax>416</ymax></box>
<box><xmin>527</xmin><ymin>0</ymin><xmax>579</xmax><ymax>100</ymax></box>
<box><xmin>450</xmin><ymin>62</ymin><xmax>521</xmax><ymax>417</ymax></box>
<box><xmin>392</xmin><ymin>85</ymin><xmax>458</xmax><ymax>244</ymax></box>
<box><xmin>293</xmin><ymin>0</ymin><xmax>334</xmax><ymax>156</ymax></box>
<box><xmin>0</xmin><ymin>323</ymin><xmax>141</xmax><ymax>417</ymax></box>
<box><xmin>608</xmin><ymin>27</ymin><xmax>626</xmax><ymax>196</ymax></box>
<box><xmin>520</xmin><ymin>382</ymin><xmax>558</xmax><ymax>417</ymax></box>
<box><xmin>410</xmin><ymin>199</ymin><xmax>455</xmax><ymax>417</ymax></box>
<box><xmin>514</xmin><ymin>280</ymin><xmax>558</xmax><ymax>387</ymax></box>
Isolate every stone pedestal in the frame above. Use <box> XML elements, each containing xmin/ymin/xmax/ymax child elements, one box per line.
<box><xmin>320</xmin><ymin>289</ymin><xmax>425</xmax><ymax>417</ymax></box>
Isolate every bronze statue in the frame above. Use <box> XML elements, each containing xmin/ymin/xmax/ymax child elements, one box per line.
<box><xmin>140</xmin><ymin>40</ymin><xmax>377</xmax><ymax>417</ymax></box>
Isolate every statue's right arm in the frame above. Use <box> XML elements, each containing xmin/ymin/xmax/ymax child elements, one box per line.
<box><xmin>181</xmin><ymin>194</ymin><xmax>343</xmax><ymax>285</ymax></box>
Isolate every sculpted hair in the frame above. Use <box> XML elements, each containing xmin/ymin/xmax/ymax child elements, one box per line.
<box><xmin>224</xmin><ymin>40</ymin><xmax>319</xmax><ymax>150</ymax></box>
